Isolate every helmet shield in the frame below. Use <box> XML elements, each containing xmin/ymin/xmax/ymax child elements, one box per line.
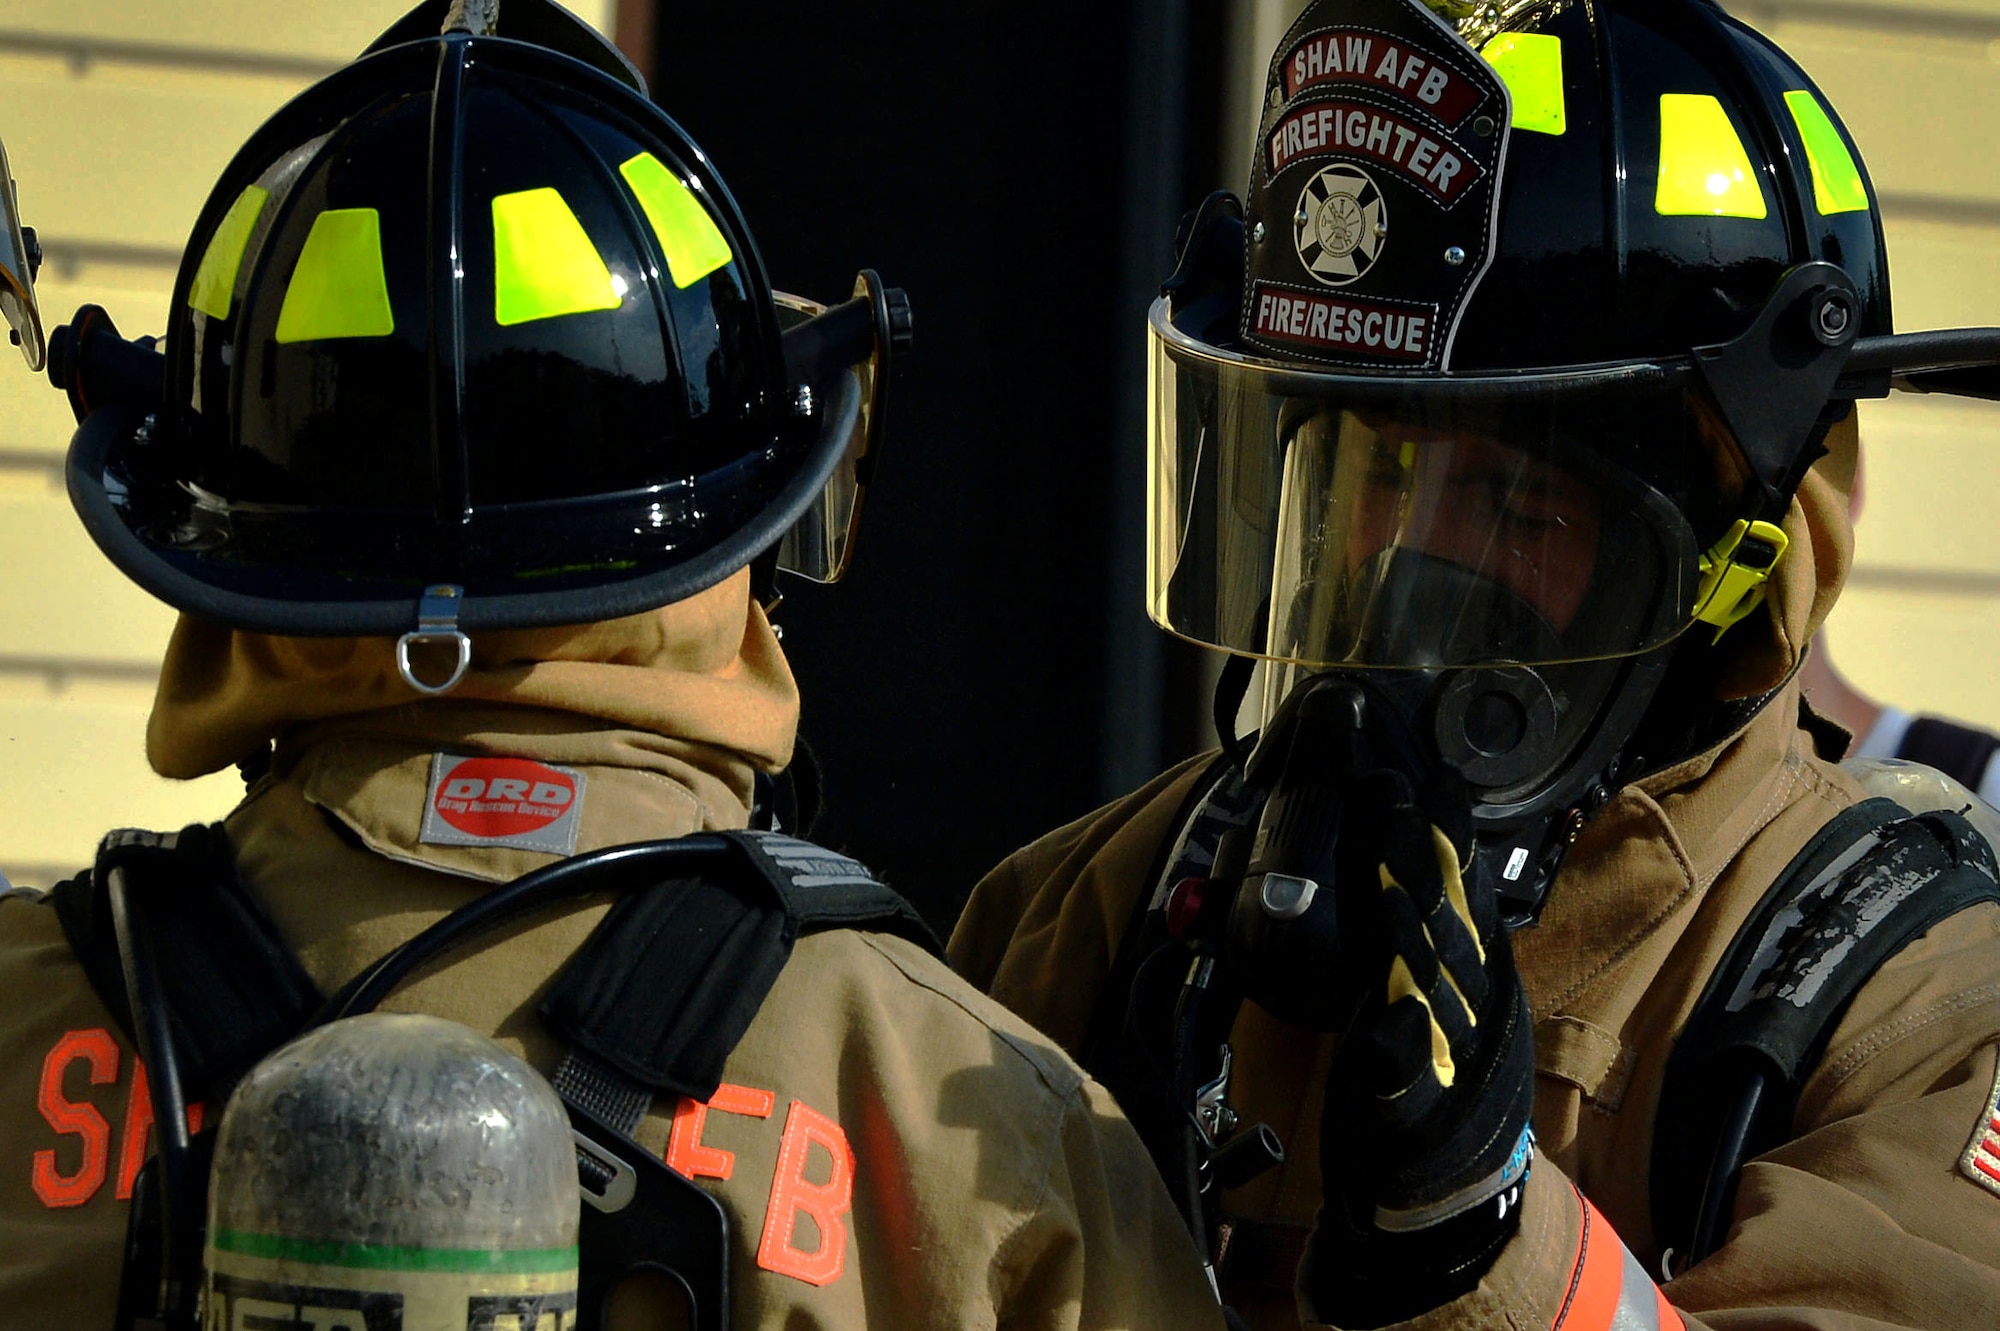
<box><xmin>772</xmin><ymin>272</ymin><xmax>895</xmax><ymax>585</ymax></box>
<box><xmin>1148</xmin><ymin>301</ymin><xmax>1739</xmax><ymax>669</ymax></box>
<box><xmin>0</xmin><ymin>138</ymin><xmax>43</xmax><ymax>371</ymax></box>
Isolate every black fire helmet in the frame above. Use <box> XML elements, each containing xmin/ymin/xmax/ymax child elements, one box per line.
<box><xmin>1151</xmin><ymin>0</ymin><xmax>2000</xmax><ymax>674</ymax></box>
<box><xmin>60</xmin><ymin>0</ymin><xmax>904</xmax><ymax>657</ymax></box>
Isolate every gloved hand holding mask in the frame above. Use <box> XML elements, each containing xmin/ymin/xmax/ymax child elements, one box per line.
<box><xmin>1303</xmin><ymin>768</ymin><xmax>1535</xmax><ymax>1327</ymax></box>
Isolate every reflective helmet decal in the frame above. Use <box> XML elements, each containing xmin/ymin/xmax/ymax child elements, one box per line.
<box><xmin>491</xmin><ymin>187</ymin><xmax>622</xmax><ymax>327</ymax></box>
<box><xmin>273</xmin><ymin>208</ymin><xmax>395</xmax><ymax>343</ymax></box>
<box><xmin>1655</xmin><ymin>94</ymin><xmax>1768</xmax><ymax>220</ymax></box>
<box><xmin>1784</xmin><ymin>91</ymin><xmax>1870</xmax><ymax>216</ymax></box>
<box><xmin>1480</xmin><ymin>33</ymin><xmax>1564</xmax><ymax>136</ymax></box>
<box><xmin>618</xmin><ymin>152</ymin><xmax>734</xmax><ymax>290</ymax></box>
<box><xmin>188</xmin><ymin>185</ymin><xmax>270</xmax><ymax>320</ymax></box>
<box><xmin>1242</xmin><ymin>0</ymin><xmax>1510</xmax><ymax>371</ymax></box>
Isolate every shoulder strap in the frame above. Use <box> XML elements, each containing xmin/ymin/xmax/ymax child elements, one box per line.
<box><xmin>47</xmin><ymin>825</ymin><xmax>324</xmax><ymax>1100</ymax></box>
<box><xmin>48</xmin><ymin>822</ymin><xmax>927</xmax><ymax>1114</ymax></box>
<box><xmin>533</xmin><ymin>830</ymin><xmax>930</xmax><ymax>1331</ymax></box>
<box><xmin>1652</xmin><ymin>796</ymin><xmax>2000</xmax><ymax>1264</ymax></box>
<box><xmin>539</xmin><ymin>830</ymin><xmax>936</xmax><ymax>1108</ymax></box>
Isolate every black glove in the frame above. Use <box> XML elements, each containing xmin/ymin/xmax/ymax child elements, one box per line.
<box><xmin>1304</xmin><ymin>768</ymin><xmax>1535</xmax><ymax>1327</ymax></box>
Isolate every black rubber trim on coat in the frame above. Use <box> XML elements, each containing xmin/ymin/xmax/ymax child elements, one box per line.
<box><xmin>1651</xmin><ymin>797</ymin><xmax>2000</xmax><ymax>1264</ymax></box>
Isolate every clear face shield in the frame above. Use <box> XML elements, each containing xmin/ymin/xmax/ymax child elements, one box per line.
<box><xmin>1147</xmin><ymin>298</ymin><xmax>1746</xmax><ymax>682</ymax></box>
<box><xmin>773</xmin><ymin>271</ymin><xmax>901</xmax><ymax>584</ymax></box>
<box><xmin>0</xmin><ymin>138</ymin><xmax>44</xmax><ymax>371</ymax></box>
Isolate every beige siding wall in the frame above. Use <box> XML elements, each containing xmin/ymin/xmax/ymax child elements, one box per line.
<box><xmin>0</xmin><ymin>2</ymin><xmax>615</xmax><ymax>888</ymax></box>
<box><xmin>1731</xmin><ymin>3</ymin><xmax>2000</xmax><ymax>732</ymax></box>
<box><xmin>1217</xmin><ymin>0</ymin><xmax>2000</xmax><ymax>735</ymax></box>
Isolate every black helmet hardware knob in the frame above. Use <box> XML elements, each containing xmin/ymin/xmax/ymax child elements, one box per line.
<box><xmin>1812</xmin><ymin>290</ymin><xmax>1857</xmax><ymax>347</ymax></box>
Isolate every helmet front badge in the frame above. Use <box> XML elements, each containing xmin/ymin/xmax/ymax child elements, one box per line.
<box><xmin>1294</xmin><ymin>164</ymin><xmax>1386</xmax><ymax>287</ymax></box>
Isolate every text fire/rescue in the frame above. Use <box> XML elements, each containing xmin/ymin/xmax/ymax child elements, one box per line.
<box><xmin>1251</xmin><ymin>283</ymin><xmax>1432</xmax><ymax>362</ymax></box>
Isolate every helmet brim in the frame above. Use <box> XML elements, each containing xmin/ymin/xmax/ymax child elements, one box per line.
<box><xmin>67</xmin><ymin>371</ymin><xmax>862</xmax><ymax>636</ymax></box>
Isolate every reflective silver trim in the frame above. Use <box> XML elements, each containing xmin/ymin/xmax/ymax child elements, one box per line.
<box><xmin>1373</xmin><ymin>1127</ymin><xmax>1532</xmax><ymax>1232</ymax></box>
<box><xmin>1608</xmin><ymin>1237</ymin><xmax>1666</xmax><ymax>1331</ymax></box>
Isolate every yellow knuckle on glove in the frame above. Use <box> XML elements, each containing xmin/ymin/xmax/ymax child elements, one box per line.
<box><xmin>1386</xmin><ymin>956</ymin><xmax>1457</xmax><ymax>1091</ymax></box>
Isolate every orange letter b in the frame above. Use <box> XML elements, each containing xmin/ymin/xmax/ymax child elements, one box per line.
<box><xmin>756</xmin><ymin>1099</ymin><xmax>854</xmax><ymax>1286</ymax></box>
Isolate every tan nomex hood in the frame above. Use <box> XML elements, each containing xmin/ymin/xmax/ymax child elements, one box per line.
<box><xmin>145</xmin><ymin>568</ymin><xmax>798</xmax><ymax>793</ymax></box>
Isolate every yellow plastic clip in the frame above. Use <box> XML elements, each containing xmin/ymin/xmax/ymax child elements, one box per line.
<box><xmin>1691</xmin><ymin>518</ymin><xmax>1789</xmax><ymax>641</ymax></box>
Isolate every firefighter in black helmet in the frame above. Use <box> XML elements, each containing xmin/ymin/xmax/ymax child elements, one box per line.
<box><xmin>65</xmin><ymin>0</ymin><xmax>882</xmax><ymax>657</ymax></box>
<box><xmin>0</xmin><ymin>4</ymin><xmax>1226</xmax><ymax>1330</ymax></box>
<box><xmin>952</xmin><ymin>1</ymin><xmax>2000</xmax><ymax>1328</ymax></box>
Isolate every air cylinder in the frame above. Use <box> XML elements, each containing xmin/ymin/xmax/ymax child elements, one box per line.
<box><xmin>202</xmin><ymin>1013</ymin><xmax>579</xmax><ymax>1330</ymax></box>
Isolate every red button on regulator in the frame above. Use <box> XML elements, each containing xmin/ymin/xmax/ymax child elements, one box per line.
<box><xmin>1165</xmin><ymin>877</ymin><xmax>1209</xmax><ymax>939</ymax></box>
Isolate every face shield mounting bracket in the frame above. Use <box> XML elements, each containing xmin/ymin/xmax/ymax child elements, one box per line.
<box><xmin>1161</xmin><ymin>190</ymin><xmax>1247</xmax><ymax>347</ymax></box>
<box><xmin>1690</xmin><ymin>261</ymin><xmax>1860</xmax><ymax>515</ymax></box>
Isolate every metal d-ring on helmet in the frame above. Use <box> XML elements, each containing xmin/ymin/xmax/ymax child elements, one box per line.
<box><xmin>1151</xmin><ymin>0</ymin><xmax>2000</xmax><ymax>928</ymax></box>
<box><xmin>51</xmin><ymin>0</ymin><xmax>908</xmax><ymax>696</ymax></box>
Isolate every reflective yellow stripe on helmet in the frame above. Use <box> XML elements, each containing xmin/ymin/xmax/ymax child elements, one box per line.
<box><xmin>1482</xmin><ymin>33</ymin><xmax>1565</xmax><ymax>136</ymax></box>
<box><xmin>274</xmin><ymin>208</ymin><xmax>395</xmax><ymax>343</ymax></box>
<box><xmin>619</xmin><ymin>153</ymin><xmax>733</xmax><ymax>290</ymax></box>
<box><xmin>189</xmin><ymin>185</ymin><xmax>270</xmax><ymax>320</ymax></box>
<box><xmin>1784</xmin><ymin>91</ymin><xmax>1869</xmax><ymax>216</ymax></box>
<box><xmin>492</xmin><ymin>188</ymin><xmax>623</xmax><ymax>327</ymax></box>
<box><xmin>1656</xmin><ymin>94</ymin><xmax>1767</xmax><ymax>220</ymax></box>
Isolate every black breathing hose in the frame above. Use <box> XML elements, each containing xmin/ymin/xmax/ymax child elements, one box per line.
<box><xmin>107</xmin><ymin>868</ymin><xmax>200</xmax><ymax>1329</ymax></box>
<box><xmin>319</xmin><ymin>835</ymin><xmax>739</xmax><ymax>1022</ymax></box>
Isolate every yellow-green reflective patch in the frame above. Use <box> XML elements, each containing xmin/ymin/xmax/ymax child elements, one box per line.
<box><xmin>1784</xmin><ymin>91</ymin><xmax>1868</xmax><ymax>215</ymax></box>
<box><xmin>274</xmin><ymin>208</ymin><xmax>395</xmax><ymax>344</ymax></box>
<box><xmin>189</xmin><ymin>186</ymin><xmax>270</xmax><ymax>319</ymax></box>
<box><xmin>618</xmin><ymin>153</ymin><xmax>733</xmax><ymax>289</ymax></box>
<box><xmin>1481</xmin><ymin>33</ymin><xmax>1565</xmax><ymax>136</ymax></box>
<box><xmin>1656</xmin><ymin>94</ymin><xmax>1767</xmax><ymax>219</ymax></box>
<box><xmin>491</xmin><ymin>187</ymin><xmax>622</xmax><ymax>327</ymax></box>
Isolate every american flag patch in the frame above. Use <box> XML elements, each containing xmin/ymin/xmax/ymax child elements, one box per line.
<box><xmin>1959</xmin><ymin>1060</ymin><xmax>2000</xmax><ymax>1198</ymax></box>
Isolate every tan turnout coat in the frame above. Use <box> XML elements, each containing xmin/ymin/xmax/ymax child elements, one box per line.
<box><xmin>950</xmin><ymin>418</ymin><xmax>2000</xmax><ymax>1329</ymax></box>
<box><xmin>0</xmin><ymin>572</ymin><xmax>1222</xmax><ymax>1331</ymax></box>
